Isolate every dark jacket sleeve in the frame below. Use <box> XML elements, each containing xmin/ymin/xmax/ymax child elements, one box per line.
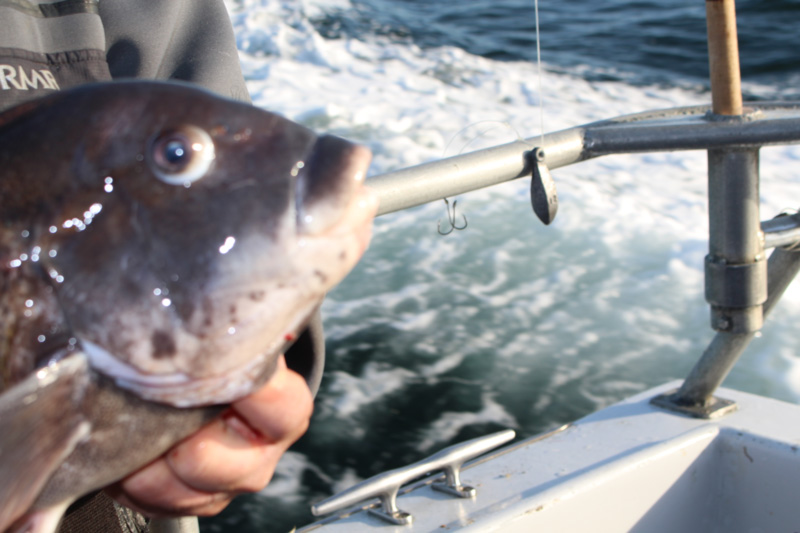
<box><xmin>99</xmin><ymin>0</ymin><xmax>251</xmax><ymax>103</ymax></box>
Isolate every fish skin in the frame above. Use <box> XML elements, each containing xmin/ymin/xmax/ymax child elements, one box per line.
<box><xmin>0</xmin><ymin>356</ymin><xmax>91</xmax><ymax>532</ymax></box>
<box><xmin>0</xmin><ymin>81</ymin><xmax>376</xmax><ymax>531</ymax></box>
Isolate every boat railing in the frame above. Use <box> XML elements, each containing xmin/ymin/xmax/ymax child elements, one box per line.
<box><xmin>369</xmin><ymin>101</ymin><xmax>800</xmax><ymax>418</ymax></box>
<box><xmin>369</xmin><ymin>103</ymin><xmax>800</xmax><ymax>217</ymax></box>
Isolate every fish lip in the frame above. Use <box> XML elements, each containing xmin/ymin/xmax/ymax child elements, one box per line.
<box><xmin>295</xmin><ymin>137</ymin><xmax>374</xmax><ymax>236</ymax></box>
<box><xmin>329</xmin><ymin>182</ymin><xmax>378</xmax><ymax>256</ymax></box>
<box><xmin>81</xmin><ymin>339</ymin><xmax>192</xmax><ymax>386</ymax></box>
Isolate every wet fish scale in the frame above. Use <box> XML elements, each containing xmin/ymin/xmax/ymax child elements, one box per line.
<box><xmin>0</xmin><ymin>243</ymin><xmax>69</xmax><ymax>389</ymax></box>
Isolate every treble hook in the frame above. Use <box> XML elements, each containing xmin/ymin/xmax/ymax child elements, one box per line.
<box><xmin>437</xmin><ymin>198</ymin><xmax>468</xmax><ymax>235</ymax></box>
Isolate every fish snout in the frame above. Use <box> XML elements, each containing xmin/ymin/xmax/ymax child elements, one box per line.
<box><xmin>295</xmin><ymin>135</ymin><xmax>375</xmax><ymax>236</ymax></box>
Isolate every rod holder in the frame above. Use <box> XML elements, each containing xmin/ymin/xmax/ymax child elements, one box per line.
<box><xmin>705</xmin><ymin>148</ymin><xmax>766</xmax><ymax>334</ymax></box>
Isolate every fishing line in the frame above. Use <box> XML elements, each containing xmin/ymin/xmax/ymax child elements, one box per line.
<box><xmin>437</xmin><ymin>121</ymin><xmax>525</xmax><ymax>235</ymax></box>
<box><xmin>437</xmin><ymin>2</ymin><xmax>545</xmax><ymax>235</ymax></box>
<box><xmin>443</xmin><ymin>120</ymin><xmax>526</xmax><ymax>158</ymax></box>
<box><xmin>535</xmin><ymin>0</ymin><xmax>545</xmax><ymax>149</ymax></box>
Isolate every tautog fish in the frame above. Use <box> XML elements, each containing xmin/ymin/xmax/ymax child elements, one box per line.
<box><xmin>0</xmin><ymin>81</ymin><xmax>376</xmax><ymax>532</ymax></box>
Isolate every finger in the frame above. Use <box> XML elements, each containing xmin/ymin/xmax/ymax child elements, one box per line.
<box><xmin>106</xmin><ymin>457</ymin><xmax>232</xmax><ymax>517</ymax></box>
<box><xmin>164</xmin><ymin>413</ymin><xmax>285</xmax><ymax>493</ymax></box>
<box><xmin>166</xmin><ymin>357</ymin><xmax>313</xmax><ymax>493</ymax></box>
<box><xmin>233</xmin><ymin>355</ymin><xmax>314</xmax><ymax>443</ymax></box>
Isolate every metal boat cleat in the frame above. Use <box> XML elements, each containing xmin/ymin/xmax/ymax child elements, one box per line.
<box><xmin>311</xmin><ymin>429</ymin><xmax>515</xmax><ymax>525</ymax></box>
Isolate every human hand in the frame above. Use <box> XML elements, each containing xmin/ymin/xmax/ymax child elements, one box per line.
<box><xmin>106</xmin><ymin>355</ymin><xmax>313</xmax><ymax>517</ymax></box>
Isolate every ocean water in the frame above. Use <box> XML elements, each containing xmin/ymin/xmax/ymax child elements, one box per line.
<box><xmin>204</xmin><ymin>1</ymin><xmax>800</xmax><ymax>531</ymax></box>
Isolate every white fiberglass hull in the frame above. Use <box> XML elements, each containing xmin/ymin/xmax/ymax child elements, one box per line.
<box><xmin>304</xmin><ymin>381</ymin><xmax>800</xmax><ymax>532</ymax></box>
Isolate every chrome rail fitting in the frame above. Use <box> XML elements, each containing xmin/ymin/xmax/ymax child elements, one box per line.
<box><xmin>652</xmin><ymin>245</ymin><xmax>800</xmax><ymax>418</ymax></box>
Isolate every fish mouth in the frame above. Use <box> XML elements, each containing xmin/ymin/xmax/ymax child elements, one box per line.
<box><xmin>313</xmin><ymin>179</ymin><xmax>378</xmax><ymax>262</ymax></box>
<box><xmin>81</xmin><ymin>338</ymin><xmax>282</xmax><ymax>407</ymax></box>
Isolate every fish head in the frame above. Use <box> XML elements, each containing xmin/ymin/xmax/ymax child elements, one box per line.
<box><xmin>13</xmin><ymin>82</ymin><xmax>376</xmax><ymax>406</ymax></box>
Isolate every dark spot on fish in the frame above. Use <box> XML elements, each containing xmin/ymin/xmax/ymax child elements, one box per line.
<box><xmin>229</xmin><ymin>304</ymin><xmax>237</xmax><ymax>316</ymax></box>
<box><xmin>313</xmin><ymin>270</ymin><xmax>328</xmax><ymax>283</ymax></box>
<box><xmin>202</xmin><ymin>297</ymin><xmax>215</xmax><ymax>328</ymax></box>
<box><xmin>249</xmin><ymin>290</ymin><xmax>265</xmax><ymax>302</ymax></box>
<box><xmin>151</xmin><ymin>330</ymin><xmax>177</xmax><ymax>359</ymax></box>
<box><xmin>173</xmin><ymin>297</ymin><xmax>195</xmax><ymax>323</ymax></box>
<box><xmin>339</xmin><ymin>251</ymin><xmax>347</xmax><ymax>261</ymax></box>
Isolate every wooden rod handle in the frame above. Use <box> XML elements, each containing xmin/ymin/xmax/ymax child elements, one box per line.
<box><xmin>706</xmin><ymin>0</ymin><xmax>743</xmax><ymax>116</ymax></box>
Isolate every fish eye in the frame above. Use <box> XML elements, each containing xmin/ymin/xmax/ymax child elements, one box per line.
<box><xmin>147</xmin><ymin>126</ymin><xmax>215</xmax><ymax>185</ymax></box>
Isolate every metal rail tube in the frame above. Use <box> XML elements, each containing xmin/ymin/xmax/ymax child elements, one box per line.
<box><xmin>707</xmin><ymin>149</ymin><xmax>762</xmax><ymax>263</ymax></box>
<box><xmin>149</xmin><ymin>517</ymin><xmax>200</xmax><ymax>533</ymax></box>
<box><xmin>583</xmin><ymin>115</ymin><xmax>800</xmax><ymax>155</ymax></box>
<box><xmin>763</xmin><ymin>213</ymin><xmax>800</xmax><ymax>249</ymax></box>
<box><xmin>704</xmin><ymin>149</ymin><xmax>766</xmax><ymax>333</ymax></box>
<box><xmin>676</xmin><ymin>247</ymin><xmax>800</xmax><ymax>405</ymax></box>
<box><xmin>369</xmin><ymin>128</ymin><xmax>585</xmax><ymax>216</ymax></box>
<box><xmin>368</xmin><ymin>104</ymin><xmax>800</xmax><ymax>216</ymax></box>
